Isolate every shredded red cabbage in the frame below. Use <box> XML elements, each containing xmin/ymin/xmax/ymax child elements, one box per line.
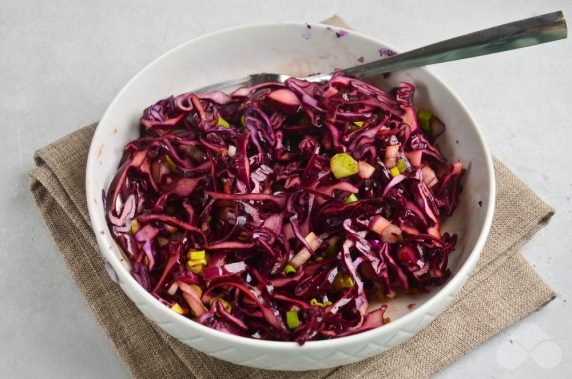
<box><xmin>105</xmin><ymin>72</ymin><xmax>464</xmax><ymax>344</ymax></box>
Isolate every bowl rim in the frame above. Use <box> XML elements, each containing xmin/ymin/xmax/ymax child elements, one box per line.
<box><xmin>86</xmin><ymin>21</ymin><xmax>496</xmax><ymax>351</ymax></box>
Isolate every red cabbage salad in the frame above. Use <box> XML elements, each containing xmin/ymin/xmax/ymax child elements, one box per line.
<box><xmin>105</xmin><ymin>72</ymin><xmax>464</xmax><ymax>344</ymax></box>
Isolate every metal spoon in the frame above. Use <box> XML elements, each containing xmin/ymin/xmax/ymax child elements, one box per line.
<box><xmin>195</xmin><ymin>11</ymin><xmax>566</xmax><ymax>93</ymax></box>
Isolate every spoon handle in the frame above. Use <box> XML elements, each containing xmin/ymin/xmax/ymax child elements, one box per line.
<box><xmin>341</xmin><ymin>11</ymin><xmax>567</xmax><ymax>78</ymax></box>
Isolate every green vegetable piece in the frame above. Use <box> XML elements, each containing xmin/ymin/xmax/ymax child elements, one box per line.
<box><xmin>330</xmin><ymin>153</ymin><xmax>359</xmax><ymax>179</ymax></box>
<box><xmin>310</xmin><ymin>298</ymin><xmax>333</xmax><ymax>307</ymax></box>
<box><xmin>418</xmin><ymin>110</ymin><xmax>432</xmax><ymax>132</ymax></box>
<box><xmin>344</xmin><ymin>194</ymin><xmax>358</xmax><ymax>204</ymax></box>
<box><xmin>350</xmin><ymin>121</ymin><xmax>364</xmax><ymax>131</ymax></box>
<box><xmin>216</xmin><ymin>116</ymin><xmax>231</xmax><ymax>129</ymax></box>
<box><xmin>396</xmin><ymin>159</ymin><xmax>406</xmax><ymax>173</ymax></box>
<box><xmin>283</xmin><ymin>264</ymin><xmax>297</xmax><ymax>275</ymax></box>
<box><xmin>189</xmin><ymin>250</ymin><xmax>205</xmax><ymax>260</ymax></box>
<box><xmin>286</xmin><ymin>310</ymin><xmax>300</xmax><ymax>329</ymax></box>
<box><xmin>334</xmin><ymin>273</ymin><xmax>354</xmax><ymax>289</ymax></box>
<box><xmin>342</xmin><ymin>276</ymin><xmax>354</xmax><ymax>288</ymax></box>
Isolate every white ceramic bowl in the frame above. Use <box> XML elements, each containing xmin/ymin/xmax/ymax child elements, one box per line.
<box><xmin>86</xmin><ymin>22</ymin><xmax>495</xmax><ymax>370</ymax></box>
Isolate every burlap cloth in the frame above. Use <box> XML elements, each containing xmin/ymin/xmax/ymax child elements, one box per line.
<box><xmin>28</xmin><ymin>16</ymin><xmax>556</xmax><ymax>379</ymax></box>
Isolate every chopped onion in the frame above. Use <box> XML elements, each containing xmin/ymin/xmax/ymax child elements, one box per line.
<box><xmin>384</xmin><ymin>144</ymin><xmax>400</xmax><ymax>168</ymax></box>
<box><xmin>289</xmin><ymin>232</ymin><xmax>323</xmax><ymax>268</ymax></box>
<box><xmin>421</xmin><ymin>166</ymin><xmax>438</xmax><ymax>188</ymax></box>
<box><xmin>358</xmin><ymin>161</ymin><xmax>375</xmax><ymax>179</ymax></box>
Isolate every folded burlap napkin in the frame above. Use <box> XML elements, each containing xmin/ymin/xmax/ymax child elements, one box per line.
<box><xmin>29</xmin><ymin>16</ymin><xmax>556</xmax><ymax>379</ymax></box>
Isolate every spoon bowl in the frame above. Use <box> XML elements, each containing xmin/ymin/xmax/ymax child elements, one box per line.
<box><xmin>195</xmin><ymin>11</ymin><xmax>566</xmax><ymax>94</ymax></box>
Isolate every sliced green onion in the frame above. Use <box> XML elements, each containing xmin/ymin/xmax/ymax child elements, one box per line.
<box><xmin>310</xmin><ymin>298</ymin><xmax>333</xmax><ymax>307</ymax></box>
<box><xmin>341</xmin><ymin>276</ymin><xmax>354</xmax><ymax>288</ymax></box>
<box><xmin>344</xmin><ymin>194</ymin><xmax>359</xmax><ymax>204</ymax></box>
<box><xmin>334</xmin><ymin>274</ymin><xmax>354</xmax><ymax>289</ymax></box>
<box><xmin>350</xmin><ymin>121</ymin><xmax>364</xmax><ymax>130</ymax></box>
<box><xmin>216</xmin><ymin>116</ymin><xmax>231</xmax><ymax>129</ymax></box>
<box><xmin>240</xmin><ymin>115</ymin><xmax>246</xmax><ymax>127</ymax></box>
<box><xmin>171</xmin><ymin>303</ymin><xmax>184</xmax><ymax>315</ymax></box>
<box><xmin>330</xmin><ymin>153</ymin><xmax>359</xmax><ymax>179</ymax></box>
<box><xmin>189</xmin><ymin>250</ymin><xmax>206</xmax><ymax>260</ymax></box>
<box><xmin>283</xmin><ymin>264</ymin><xmax>297</xmax><ymax>275</ymax></box>
<box><xmin>186</xmin><ymin>259</ymin><xmax>206</xmax><ymax>273</ymax></box>
<box><xmin>286</xmin><ymin>310</ymin><xmax>300</xmax><ymax>329</ymax></box>
<box><xmin>186</xmin><ymin>250</ymin><xmax>207</xmax><ymax>273</ymax></box>
<box><xmin>396</xmin><ymin>159</ymin><xmax>406</xmax><ymax>173</ymax></box>
<box><xmin>390</xmin><ymin>166</ymin><xmax>400</xmax><ymax>177</ymax></box>
<box><xmin>418</xmin><ymin>110</ymin><xmax>432</xmax><ymax>132</ymax></box>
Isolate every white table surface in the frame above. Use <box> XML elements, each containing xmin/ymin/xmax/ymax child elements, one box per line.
<box><xmin>1</xmin><ymin>0</ymin><xmax>571</xmax><ymax>377</ymax></box>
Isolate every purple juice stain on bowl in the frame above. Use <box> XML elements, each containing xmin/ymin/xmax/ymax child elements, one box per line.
<box><xmin>379</xmin><ymin>48</ymin><xmax>397</xmax><ymax>57</ymax></box>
